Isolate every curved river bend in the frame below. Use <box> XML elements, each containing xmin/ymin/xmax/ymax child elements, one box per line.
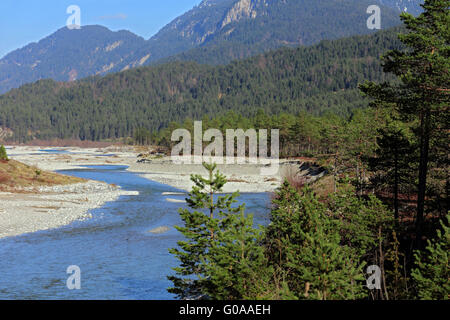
<box><xmin>0</xmin><ymin>165</ymin><xmax>270</xmax><ymax>299</ymax></box>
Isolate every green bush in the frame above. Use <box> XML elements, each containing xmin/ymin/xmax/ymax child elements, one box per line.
<box><xmin>0</xmin><ymin>145</ymin><xmax>8</xmax><ymax>161</ymax></box>
<box><xmin>412</xmin><ymin>215</ymin><xmax>450</xmax><ymax>300</ymax></box>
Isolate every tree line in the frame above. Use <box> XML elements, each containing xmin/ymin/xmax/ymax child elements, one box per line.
<box><xmin>0</xmin><ymin>27</ymin><xmax>403</xmax><ymax>143</ymax></box>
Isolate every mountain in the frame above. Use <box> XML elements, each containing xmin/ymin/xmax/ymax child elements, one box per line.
<box><xmin>0</xmin><ymin>0</ymin><xmax>414</xmax><ymax>94</ymax></box>
<box><xmin>119</xmin><ymin>0</ymin><xmax>405</xmax><ymax>68</ymax></box>
<box><xmin>0</xmin><ymin>27</ymin><xmax>404</xmax><ymax>142</ymax></box>
<box><xmin>0</xmin><ymin>26</ymin><xmax>145</xmax><ymax>94</ymax></box>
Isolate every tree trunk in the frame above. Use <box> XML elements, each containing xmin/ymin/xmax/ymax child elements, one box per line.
<box><xmin>416</xmin><ymin>109</ymin><xmax>431</xmax><ymax>249</ymax></box>
<box><xmin>394</xmin><ymin>155</ymin><xmax>399</xmax><ymax>222</ymax></box>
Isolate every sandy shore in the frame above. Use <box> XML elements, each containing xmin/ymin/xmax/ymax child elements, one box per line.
<box><xmin>0</xmin><ymin>181</ymin><xmax>138</xmax><ymax>239</ymax></box>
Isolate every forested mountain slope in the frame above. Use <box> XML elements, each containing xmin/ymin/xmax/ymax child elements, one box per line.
<box><xmin>120</xmin><ymin>0</ymin><xmax>404</xmax><ymax>68</ymax></box>
<box><xmin>0</xmin><ymin>0</ymin><xmax>410</xmax><ymax>94</ymax></box>
<box><xmin>0</xmin><ymin>27</ymin><xmax>404</xmax><ymax>142</ymax></box>
<box><xmin>0</xmin><ymin>26</ymin><xmax>146</xmax><ymax>94</ymax></box>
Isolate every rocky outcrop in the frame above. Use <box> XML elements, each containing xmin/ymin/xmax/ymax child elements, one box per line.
<box><xmin>221</xmin><ymin>0</ymin><xmax>259</xmax><ymax>28</ymax></box>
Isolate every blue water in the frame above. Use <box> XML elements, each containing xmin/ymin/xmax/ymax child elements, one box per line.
<box><xmin>0</xmin><ymin>165</ymin><xmax>271</xmax><ymax>299</ymax></box>
<box><xmin>40</xmin><ymin>149</ymin><xmax>71</xmax><ymax>154</ymax></box>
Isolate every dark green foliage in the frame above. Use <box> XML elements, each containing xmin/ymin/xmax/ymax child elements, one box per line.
<box><xmin>360</xmin><ymin>0</ymin><xmax>450</xmax><ymax>245</ymax></box>
<box><xmin>329</xmin><ymin>181</ymin><xmax>394</xmax><ymax>260</ymax></box>
<box><xmin>164</xmin><ymin>1</ymin><xmax>449</xmax><ymax>301</ymax></box>
<box><xmin>168</xmin><ymin>162</ymin><xmax>268</xmax><ymax>299</ymax></box>
<box><xmin>168</xmin><ymin>162</ymin><xmax>229</xmax><ymax>299</ymax></box>
<box><xmin>158</xmin><ymin>0</ymin><xmax>403</xmax><ymax>66</ymax></box>
<box><xmin>205</xmin><ymin>210</ymin><xmax>271</xmax><ymax>300</ymax></box>
<box><xmin>0</xmin><ymin>0</ymin><xmax>406</xmax><ymax>94</ymax></box>
<box><xmin>264</xmin><ymin>181</ymin><xmax>370</xmax><ymax>300</ymax></box>
<box><xmin>133</xmin><ymin>128</ymin><xmax>151</xmax><ymax>145</ymax></box>
<box><xmin>412</xmin><ymin>215</ymin><xmax>450</xmax><ymax>300</ymax></box>
<box><xmin>368</xmin><ymin>121</ymin><xmax>416</xmax><ymax>220</ymax></box>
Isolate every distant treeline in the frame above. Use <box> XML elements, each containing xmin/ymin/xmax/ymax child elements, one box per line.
<box><xmin>151</xmin><ymin>108</ymin><xmax>377</xmax><ymax>158</ymax></box>
<box><xmin>0</xmin><ymin>28</ymin><xmax>403</xmax><ymax>143</ymax></box>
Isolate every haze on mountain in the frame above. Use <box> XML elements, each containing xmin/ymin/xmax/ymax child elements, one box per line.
<box><xmin>0</xmin><ymin>0</ymin><xmax>423</xmax><ymax>94</ymax></box>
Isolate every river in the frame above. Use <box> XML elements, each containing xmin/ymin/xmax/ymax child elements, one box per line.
<box><xmin>0</xmin><ymin>165</ymin><xmax>271</xmax><ymax>299</ymax></box>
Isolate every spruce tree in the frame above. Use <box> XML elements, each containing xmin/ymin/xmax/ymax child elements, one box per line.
<box><xmin>205</xmin><ymin>209</ymin><xmax>271</xmax><ymax>300</ymax></box>
<box><xmin>264</xmin><ymin>181</ymin><xmax>367</xmax><ymax>300</ymax></box>
<box><xmin>368</xmin><ymin>123</ymin><xmax>415</xmax><ymax>221</ymax></box>
<box><xmin>168</xmin><ymin>162</ymin><xmax>229</xmax><ymax>299</ymax></box>
<box><xmin>168</xmin><ymin>162</ymin><xmax>267</xmax><ymax>299</ymax></box>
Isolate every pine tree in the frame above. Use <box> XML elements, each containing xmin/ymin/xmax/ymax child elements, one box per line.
<box><xmin>360</xmin><ymin>0</ymin><xmax>450</xmax><ymax>247</ymax></box>
<box><xmin>205</xmin><ymin>209</ymin><xmax>272</xmax><ymax>300</ymax></box>
<box><xmin>168</xmin><ymin>162</ymin><xmax>228</xmax><ymax>298</ymax></box>
<box><xmin>0</xmin><ymin>145</ymin><xmax>8</xmax><ymax>161</ymax></box>
<box><xmin>327</xmin><ymin>180</ymin><xmax>395</xmax><ymax>300</ymax></box>
<box><xmin>329</xmin><ymin>180</ymin><xmax>394</xmax><ymax>261</ymax></box>
<box><xmin>291</xmin><ymin>216</ymin><xmax>366</xmax><ymax>300</ymax></box>
<box><xmin>168</xmin><ymin>162</ymin><xmax>267</xmax><ymax>299</ymax></box>
<box><xmin>411</xmin><ymin>215</ymin><xmax>450</xmax><ymax>300</ymax></box>
<box><xmin>368</xmin><ymin>123</ymin><xmax>415</xmax><ymax>221</ymax></box>
<box><xmin>264</xmin><ymin>181</ymin><xmax>367</xmax><ymax>300</ymax></box>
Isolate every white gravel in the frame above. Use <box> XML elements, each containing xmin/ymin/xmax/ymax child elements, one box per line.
<box><xmin>0</xmin><ymin>181</ymin><xmax>138</xmax><ymax>239</ymax></box>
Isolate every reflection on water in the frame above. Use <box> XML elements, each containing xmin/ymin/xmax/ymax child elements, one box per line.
<box><xmin>0</xmin><ymin>165</ymin><xmax>271</xmax><ymax>299</ymax></box>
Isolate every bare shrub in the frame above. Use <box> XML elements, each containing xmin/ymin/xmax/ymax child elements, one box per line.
<box><xmin>280</xmin><ymin>164</ymin><xmax>307</xmax><ymax>192</ymax></box>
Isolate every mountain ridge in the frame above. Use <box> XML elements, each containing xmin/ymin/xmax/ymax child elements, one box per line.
<box><xmin>0</xmin><ymin>27</ymin><xmax>404</xmax><ymax>142</ymax></box>
<box><xmin>0</xmin><ymin>25</ymin><xmax>146</xmax><ymax>93</ymax></box>
<box><xmin>0</xmin><ymin>0</ymin><xmax>423</xmax><ymax>94</ymax></box>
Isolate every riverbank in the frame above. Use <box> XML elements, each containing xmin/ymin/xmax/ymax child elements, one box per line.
<box><xmin>0</xmin><ymin>181</ymin><xmax>138</xmax><ymax>239</ymax></box>
<box><xmin>0</xmin><ymin>146</ymin><xmax>140</xmax><ymax>239</ymax></box>
<box><xmin>6</xmin><ymin>145</ymin><xmax>137</xmax><ymax>171</ymax></box>
<box><xmin>0</xmin><ymin>163</ymin><xmax>271</xmax><ymax>299</ymax></box>
<box><xmin>127</xmin><ymin>160</ymin><xmax>282</xmax><ymax>193</ymax></box>
<box><xmin>0</xmin><ymin>145</ymin><xmax>324</xmax><ymax>239</ymax></box>
<box><xmin>6</xmin><ymin>146</ymin><xmax>286</xmax><ymax>193</ymax></box>
<box><xmin>5</xmin><ymin>146</ymin><xmax>325</xmax><ymax>193</ymax></box>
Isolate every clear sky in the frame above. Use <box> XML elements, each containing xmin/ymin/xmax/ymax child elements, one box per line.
<box><xmin>0</xmin><ymin>0</ymin><xmax>202</xmax><ymax>58</ymax></box>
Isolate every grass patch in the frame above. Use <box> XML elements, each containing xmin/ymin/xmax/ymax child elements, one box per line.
<box><xmin>0</xmin><ymin>159</ymin><xmax>85</xmax><ymax>190</ymax></box>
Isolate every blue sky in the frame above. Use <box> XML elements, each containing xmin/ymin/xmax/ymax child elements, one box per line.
<box><xmin>0</xmin><ymin>0</ymin><xmax>202</xmax><ymax>58</ymax></box>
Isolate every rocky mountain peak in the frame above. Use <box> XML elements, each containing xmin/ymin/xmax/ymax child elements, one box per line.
<box><xmin>220</xmin><ymin>0</ymin><xmax>261</xmax><ymax>28</ymax></box>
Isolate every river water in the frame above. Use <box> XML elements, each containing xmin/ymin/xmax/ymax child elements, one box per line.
<box><xmin>0</xmin><ymin>165</ymin><xmax>271</xmax><ymax>299</ymax></box>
